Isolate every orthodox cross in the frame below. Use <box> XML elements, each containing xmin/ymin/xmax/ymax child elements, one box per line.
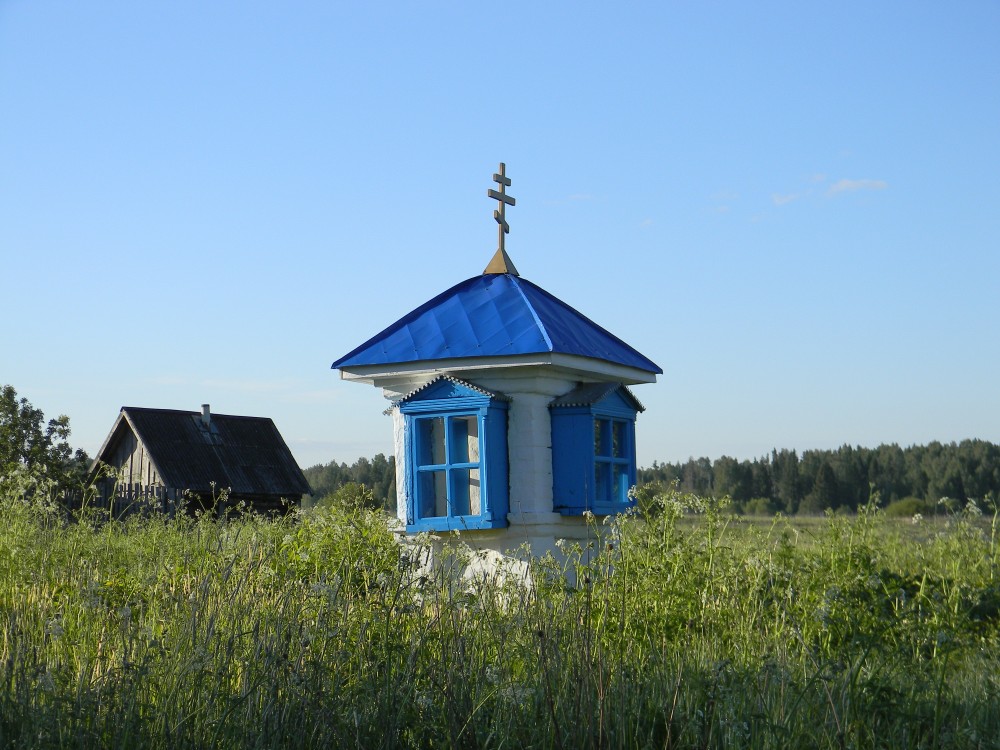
<box><xmin>487</xmin><ymin>163</ymin><xmax>516</xmax><ymax>254</ymax></box>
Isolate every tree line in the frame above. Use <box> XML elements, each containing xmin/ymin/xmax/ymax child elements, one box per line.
<box><xmin>6</xmin><ymin>383</ymin><xmax>997</xmax><ymax>518</ymax></box>
<box><xmin>302</xmin><ymin>454</ymin><xmax>397</xmax><ymax>511</ymax></box>
<box><xmin>639</xmin><ymin>440</ymin><xmax>1000</xmax><ymax>515</ymax></box>
<box><xmin>306</xmin><ymin>440</ymin><xmax>1000</xmax><ymax>517</ymax></box>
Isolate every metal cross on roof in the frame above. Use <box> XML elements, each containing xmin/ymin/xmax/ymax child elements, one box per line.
<box><xmin>487</xmin><ymin>162</ymin><xmax>515</xmax><ymax>254</ymax></box>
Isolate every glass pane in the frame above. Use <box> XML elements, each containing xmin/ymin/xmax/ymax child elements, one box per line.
<box><xmin>612</xmin><ymin>421</ymin><xmax>625</xmax><ymax>458</ymax></box>
<box><xmin>449</xmin><ymin>416</ymin><xmax>479</xmax><ymax>464</ymax></box>
<box><xmin>466</xmin><ymin>418</ymin><xmax>480</xmax><ymax>462</ymax></box>
<box><xmin>616</xmin><ymin>466</ymin><xmax>629</xmax><ymax>503</ymax></box>
<box><xmin>417</xmin><ymin>418</ymin><xmax>445</xmax><ymax>466</ymax></box>
<box><xmin>417</xmin><ymin>470</ymin><xmax>448</xmax><ymax>518</ymax></box>
<box><xmin>595</xmin><ymin>462</ymin><xmax>609</xmax><ymax>503</ymax></box>
<box><xmin>469</xmin><ymin>467</ymin><xmax>480</xmax><ymax>515</ymax></box>
<box><xmin>451</xmin><ymin>469</ymin><xmax>469</xmax><ymax>516</ymax></box>
<box><xmin>594</xmin><ymin>419</ymin><xmax>610</xmax><ymax>457</ymax></box>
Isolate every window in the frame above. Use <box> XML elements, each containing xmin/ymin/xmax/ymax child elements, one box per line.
<box><xmin>399</xmin><ymin>377</ymin><xmax>509</xmax><ymax>532</ymax></box>
<box><xmin>550</xmin><ymin>383</ymin><xmax>643</xmax><ymax>516</ymax></box>
<box><xmin>413</xmin><ymin>415</ymin><xmax>481</xmax><ymax>519</ymax></box>
<box><xmin>593</xmin><ymin>417</ymin><xmax>632</xmax><ymax>507</ymax></box>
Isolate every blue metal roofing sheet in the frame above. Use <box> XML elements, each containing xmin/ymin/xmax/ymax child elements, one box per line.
<box><xmin>332</xmin><ymin>273</ymin><xmax>662</xmax><ymax>374</ymax></box>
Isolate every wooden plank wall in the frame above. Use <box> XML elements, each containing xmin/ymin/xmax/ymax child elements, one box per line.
<box><xmin>89</xmin><ymin>426</ymin><xmax>173</xmax><ymax>517</ymax></box>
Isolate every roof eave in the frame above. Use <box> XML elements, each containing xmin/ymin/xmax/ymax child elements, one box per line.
<box><xmin>338</xmin><ymin>352</ymin><xmax>658</xmax><ymax>388</ymax></box>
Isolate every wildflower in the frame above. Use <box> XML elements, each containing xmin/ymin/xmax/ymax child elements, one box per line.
<box><xmin>37</xmin><ymin>670</ymin><xmax>56</xmax><ymax>693</ymax></box>
<box><xmin>415</xmin><ymin>693</ymin><xmax>434</xmax><ymax>711</ymax></box>
<box><xmin>912</xmin><ymin>513</ymin><xmax>923</xmax><ymax>524</ymax></box>
<box><xmin>964</xmin><ymin>500</ymin><xmax>983</xmax><ymax>518</ymax></box>
<box><xmin>309</xmin><ymin>582</ymin><xmax>331</xmax><ymax>597</ymax></box>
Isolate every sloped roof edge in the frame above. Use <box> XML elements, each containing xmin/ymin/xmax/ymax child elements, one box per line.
<box><xmin>331</xmin><ymin>273</ymin><xmax>661</xmax><ymax>375</ymax></box>
<box><xmin>549</xmin><ymin>382</ymin><xmax>646</xmax><ymax>412</ymax></box>
<box><xmin>392</xmin><ymin>374</ymin><xmax>511</xmax><ymax>408</ymax></box>
<box><xmin>90</xmin><ymin>407</ymin><xmax>310</xmax><ymax>497</ymax></box>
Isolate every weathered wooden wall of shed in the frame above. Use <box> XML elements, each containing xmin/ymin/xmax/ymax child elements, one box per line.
<box><xmin>107</xmin><ymin>428</ymin><xmax>162</xmax><ymax>488</ymax></box>
<box><xmin>91</xmin><ymin>426</ymin><xmax>171</xmax><ymax>514</ymax></box>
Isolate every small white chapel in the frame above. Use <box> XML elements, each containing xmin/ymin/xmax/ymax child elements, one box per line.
<box><xmin>331</xmin><ymin>164</ymin><xmax>661</xmax><ymax>560</ymax></box>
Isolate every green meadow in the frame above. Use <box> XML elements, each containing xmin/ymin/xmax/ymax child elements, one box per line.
<box><xmin>2</xmin><ymin>471</ymin><xmax>999</xmax><ymax>749</ymax></box>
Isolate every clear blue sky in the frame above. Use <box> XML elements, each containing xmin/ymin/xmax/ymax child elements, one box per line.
<box><xmin>2</xmin><ymin>1</ymin><xmax>998</xmax><ymax>470</ymax></box>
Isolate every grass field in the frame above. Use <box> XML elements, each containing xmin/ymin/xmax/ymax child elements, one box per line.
<box><xmin>1</xmin><ymin>471</ymin><xmax>999</xmax><ymax>748</ymax></box>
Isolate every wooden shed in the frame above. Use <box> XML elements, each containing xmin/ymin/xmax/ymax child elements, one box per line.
<box><xmin>88</xmin><ymin>405</ymin><xmax>311</xmax><ymax>516</ymax></box>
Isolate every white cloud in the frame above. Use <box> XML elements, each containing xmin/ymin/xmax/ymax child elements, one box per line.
<box><xmin>772</xmin><ymin>193</ymin><xmax>799</xmax><ymax>206</ymax></box>
<box><xmin>828</xmin><ymin>178</ymin><xmax>888</xmax><ymax>195</ymax></box>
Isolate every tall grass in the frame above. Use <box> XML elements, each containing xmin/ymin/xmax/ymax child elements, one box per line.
<box><xmin>1</xmin><ymin>472</ymin><xmax>998</xmax><ymax>748</ymax></box>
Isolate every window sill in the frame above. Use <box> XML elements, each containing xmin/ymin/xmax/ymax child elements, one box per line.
<box><xmin>406</xmin><ymin>515</ymin><xmax>508</xmax><ymax>533</ymax></box>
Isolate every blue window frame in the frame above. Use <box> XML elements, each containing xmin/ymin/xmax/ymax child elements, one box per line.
<box><xmin>593</xmin><ymin>416</ymin><xmax>633</xmax><ymax>507</ymax></box>
<box><xmin>551</xmin><ymin>383</ymin><xmax>643</xmax><ymax>516</ymax></box>
<box><xmin>399</xmin><ymin>377</ymin><xmax>509</xmax><ymax>532</ymax></box>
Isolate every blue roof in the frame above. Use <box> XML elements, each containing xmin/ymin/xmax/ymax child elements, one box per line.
<box><xmin>332</xmin><ymin>273</ymin><xmax>662</xmax><ymax>374</ymax></box>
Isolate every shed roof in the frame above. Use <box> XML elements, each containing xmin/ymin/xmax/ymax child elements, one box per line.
<box><xmin>92</xmin><ymin>407</ymin><xmax>311</xmax><ymax>497</ymax></box>
<box><xmin>332</xmin><ymin>273</ymin><xmax>661</xmax><ymax>375</ymax></box>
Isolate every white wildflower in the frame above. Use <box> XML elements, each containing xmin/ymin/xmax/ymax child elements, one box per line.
<box><xmin>37</xmin><ymin>670</ymin><xmax>56</xmax><ymax>693</ymax></box>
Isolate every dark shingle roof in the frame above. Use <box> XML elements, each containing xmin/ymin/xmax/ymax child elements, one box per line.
<box><xmin>96</xmin><ymin>407</ymin><xmax>311</xmax><ymax>497</ymax></box>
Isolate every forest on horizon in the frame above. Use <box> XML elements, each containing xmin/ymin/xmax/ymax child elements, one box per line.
<box><xmin>4</xmin><ymin>382</ymin><xmax>995</xmax><ymax>518</ymax></box>
<box><xmin>304</xmin><ymin>439</ymin><xmax>1000</xmax><ymax>516</ymax></box>
<box><xmin>639</xmin><ymin>439</ymin><xmax>999</xmax><ymax>515</ymax></box>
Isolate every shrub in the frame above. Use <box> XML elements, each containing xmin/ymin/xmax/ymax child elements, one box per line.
<box><xmin>742</xmin><ymin>496</ymin><xmax>777</xmax><ymax>515</ymax></box>
<box><xmin>884</xmin><ymin>496</ymin><xmax>934</xmax><ymax>518</ymax></box>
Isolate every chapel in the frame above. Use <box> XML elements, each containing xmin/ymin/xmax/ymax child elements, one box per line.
<box><xmin>331</xmin><ymin>164</ymin><xmax>660</xmax><ymax>558</ymax></box>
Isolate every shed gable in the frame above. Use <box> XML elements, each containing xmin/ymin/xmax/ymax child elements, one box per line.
<box><xmin>90</xmin><ymin>407</ymin><xmax>311</xmax><ymax>514</ymax></box>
